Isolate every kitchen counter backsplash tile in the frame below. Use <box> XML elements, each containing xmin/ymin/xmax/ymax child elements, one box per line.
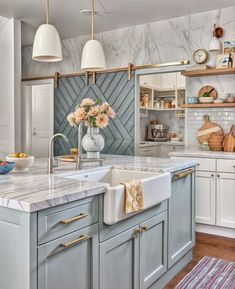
<box><xmin>0</xmin><ymin>155</ymin><xmax>197</xmax><ymax>213</ymax></box>
<box><xmin>186</xmin><ymin>108</ymin><xmax>235</xmax><ymax>147</ymax></box>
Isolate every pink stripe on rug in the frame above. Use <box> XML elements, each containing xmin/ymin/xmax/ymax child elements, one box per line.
<box><xmin>175</xmin><ymin>256</ymin><xmax>235</xmax><ymax>289</ymax></box>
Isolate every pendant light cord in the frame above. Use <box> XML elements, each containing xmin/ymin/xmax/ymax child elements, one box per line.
<box><xmin>91</xmin><ymin>0</ymin><xmax>94</xmax><ymax>40</ymax></box>
<box><xmin>46</xmin><ymin>0</ymin><xmax>49</xmax><ymax>24</ymax></box>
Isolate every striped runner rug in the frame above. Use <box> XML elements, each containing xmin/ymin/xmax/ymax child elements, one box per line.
<box><xmin>175</xmin><ymin>256</ymin><xmax>235</xmax><ymax>289</ymax></box>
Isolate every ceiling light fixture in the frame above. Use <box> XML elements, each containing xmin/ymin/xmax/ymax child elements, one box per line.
<box><xmin>32</xmin><ymin>0</ymin><xmax>62</xmax><ymax>62</ymax></box>
<box><xmin>81</xmin><ymin>0</ymin><xmax>106</xmax><ymax>71</ymax></box>
<box><xmin>209</xmin><ymin>24</ymin><xmax>223</xmax><ymax>52</ymax></box>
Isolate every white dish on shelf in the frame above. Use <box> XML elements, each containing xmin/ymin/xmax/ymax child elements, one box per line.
<box><xmin>213</xmin><ymin>99</ymin><xmax>224</xmax><ymax>104</ymax></box>
<box><xmin>218</xmin><ymin>93</ymin><xmax>229</xmax><ymax>100</ymax></box>
<box><xmin>199</xmin><ymin>97</ymin><xmax>214</xmax><ymax>103</ymax></box>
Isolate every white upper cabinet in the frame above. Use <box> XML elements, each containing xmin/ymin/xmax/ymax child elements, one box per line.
<box><xmin>161</xmin><ymin>73</ymin><xmax>177</xmax><ymax>90</ymax></box>
<box><xmin>140</xmin><ymin>72</ymin><xmax>185</xmax><ymax>91</ymax></box>
<box><xmin>176</xmin><ymin>72</ymin><xmax>186</xmax><ymax>89</ymax></box>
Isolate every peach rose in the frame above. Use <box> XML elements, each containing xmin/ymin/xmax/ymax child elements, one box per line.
<box><xmin>67</xmin><ymin>113</ymin><xmax>76</xmax><ymax>127</ymax></box>
<box><xmin>74</xmin><ymin>107</ymin><xmax>86</xmax><ymax>123</ymax></box>
<box><xmin>88</xmin><ymin>105</ymin><xmax>100</xmax><ymax>117</ymax></box>
<box><xmin>100</xmin><ymin>102</ymin><xmax>109</xmax><ymax>112</ymax></box>
<box><xmin>96</xmin><ymin>114</ymin><xmax>108</xmax><ymax>128</ymax></box>
<box><xmin>80</xmin><ymin>98</ymin><xmax>95</xmax><ymax>107</ymax></box>
<box><xmin>107</xmin><ymin>107</ymin><xmax>116</xmax><ymax>118</ymax></box>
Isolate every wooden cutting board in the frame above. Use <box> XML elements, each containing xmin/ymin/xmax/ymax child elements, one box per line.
<box><xmin>198</xmin><ymin>86</ymin><xmax>217</xmax><ymax>99</ymax></box>
<box><xmin>223</xmin><ymin>125</ymin><xmax>235</xmax><ymax>152</ymax></box>
<box><xmin>60</xmin><ymin>155</ymin><xmax>76</xmax><ymax>163</ymax></box>
<box><xmin>197</xmin><ymin>115</ymin><xmax>223</xmax><ymax>144</ymax></box>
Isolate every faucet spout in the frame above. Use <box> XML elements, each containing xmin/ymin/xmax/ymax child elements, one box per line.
<box><xmin>48</xmin><ymin>133</ymin><xmax>69</xmax><ymax>174</ymax></box>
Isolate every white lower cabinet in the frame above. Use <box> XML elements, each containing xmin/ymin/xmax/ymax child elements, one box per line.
<box><xmin>216</xmin><ymin>173</ymin><xmax>235</xmax><ymax>229</ymax></box>
<box><xmin>196</xmin><ymin>171</ymin><xmax>215</xmax><ymax>225</ymax></box>
<box><xmin>172</xmin><ymin>157</ymin><xmax>235</xmax><ymax>231</ymax></box>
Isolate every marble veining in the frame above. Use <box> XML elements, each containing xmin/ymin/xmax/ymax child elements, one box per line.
<box><xmin>0</xmin><ymin>155</ymin><xmax>197</xmax><ymax>213</ymax></box>
<box><xmin>170</xmin><ymin>148</ymin><xmax>235</xmax><ymax>159</ymax></box>
<box><xmin>22</xmin><ymin>7</ymin><xmax>235</xmax><ymax>78</ymax></box>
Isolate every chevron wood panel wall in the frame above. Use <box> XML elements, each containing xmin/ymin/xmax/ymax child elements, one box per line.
<box><xmin>54</xmin><ymin>71</ymin><xmax>135</xmax><ymax>156</ymax></box>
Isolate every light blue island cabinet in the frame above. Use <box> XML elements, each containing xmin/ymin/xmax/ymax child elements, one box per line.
<box><xmin>0</xmin><ymin>166</ymin><xmax>195</xmax><ymax>289</ymax></box>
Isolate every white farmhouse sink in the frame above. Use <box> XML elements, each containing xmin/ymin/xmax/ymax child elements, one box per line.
<box><xmin>65</xmin><ymin>168</ymin><xmax>171</xmax><ymax>225</ymax></box>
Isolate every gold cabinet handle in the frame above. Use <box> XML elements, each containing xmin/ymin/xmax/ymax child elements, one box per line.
<box><xmin>60</xmin><ymin>235</ymin><xmax>88</xmax><ymax>248</ymax></box>
<box><xmin>141</xmin><ymin>225</ymin><xmax>148</xmax><ymax>232</ymax></box>
<box><xmin>133</xmin><ymin>228</ymin><xmax>141</xmax><ymax>237</ymax></box>
<box><xmin>60</xmin><ymin>213</ymin><xmax>88</xmax><ymax>224</ymax></box>
<box><xmin>174</xmin><ymin>169</ymin><xmax>194</xmax><ymax>181</ymax></box>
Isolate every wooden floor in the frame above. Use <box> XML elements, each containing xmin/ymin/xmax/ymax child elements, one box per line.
<box><xmin>164</xmin><ymin>232</ymin><xmax>235</xmax><ymax>289</ymax></box>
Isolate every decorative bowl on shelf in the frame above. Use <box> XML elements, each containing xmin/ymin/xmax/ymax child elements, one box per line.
<box><xmin>199</xmin><ymin>97</ymin><xmax>214</xmax><ymax>103</ymax></box>
<box><xmin>218</xmin><ymin>93</ymin><xmax>229</xmax><ymax>100</ymax></box>
<box><xmin>214</xmin><ymin>99</ymin><xmax>224</xmax><ymax>104</ymax></box>
<box><xmin>226</xmin><ymin>96</ymin><xmax>235</xmax><ymax>103</ymax></box>
<box><xmin>6</xmin><ymin>155</ymin><xmax>34</xmax><ymax>171</ymax></box>
<box><xmin>186</xmin><ymin>97</ymin><xmax>198</xmax><ymax>104</ymax></box>
<box><xmin>0</xmin><ymin>161</ymin><xmax>15</xmax><ymax>175</ymax></box>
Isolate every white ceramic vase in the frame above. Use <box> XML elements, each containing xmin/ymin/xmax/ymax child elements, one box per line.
<box><xmin>82</xmin><ymin>127</ymin><xmax>105</xmax><ymax>159</ymax></box>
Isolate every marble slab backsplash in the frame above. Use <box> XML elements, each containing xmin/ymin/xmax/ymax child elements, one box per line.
<box><xmin>22</xmin><ymin>6</ymin><xmax>235</xmax><ymax>78</ymax></box>
<box><xmin>186</xmin><ymin>108</ymin><xmax>235</xmax><ymax>147</ymax></box>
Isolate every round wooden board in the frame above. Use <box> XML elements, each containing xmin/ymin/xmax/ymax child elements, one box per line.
<box><xmin>198</xmin><ymin>85</ymin><xmax>217</xmax><ymax>99</ymax></box>
<box><xmin>197</xmin><ymin>115</ymin><xmax>223</xmax><ymax>144</ymax></box>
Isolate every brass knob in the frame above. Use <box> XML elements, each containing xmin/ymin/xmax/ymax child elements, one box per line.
<box><xmin>141</xmin><ymin>225</ymin><xmax>148</xmax><ymax>232</ymax></box>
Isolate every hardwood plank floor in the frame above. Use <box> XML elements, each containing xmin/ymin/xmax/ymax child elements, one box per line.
<box><xmin>164</xmin><ymin>232</ymin><xmax>235</xmax><ymax>289</ymax></box>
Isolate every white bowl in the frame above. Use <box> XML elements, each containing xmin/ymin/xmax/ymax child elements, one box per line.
<box><xmin>199</xmin><ymin>97</ymin><xmax>214</xmax><ymax>103</ymax></box>
<box><xmin>214</xmin><ymin>99</ymin><xmax>224</xmax><ymax>104</ymax></box>
<box><xmin>6</xmin><ymin>155</ymin><xmax>34</xmax><ymax>171</ymax></box>
<box><xmin>218</xmin><ymin>94</ymin><xmax>229</xmax><ymax>100</ymax></box>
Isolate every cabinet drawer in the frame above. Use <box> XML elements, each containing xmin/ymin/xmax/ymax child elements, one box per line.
<box><xmin>139</xmin><ymin>147</ymin><xmax>155</xmax><ymax>157</ymax></box>
<box><xmin>171</xmin><ymin>157</ymin><xmax>216</xmax><ymax>171</ymax></box>
<box><xmin>217</xmin><ymin>159</ymin><xmax>235</xmax><ymax>173</ymax></box>
<box><xmin>38</xmin><ymin>196</ymin><xmax>98</xmax><ymax>245</ymax></box>
<box><xmin>196</xmin><ymin>158</ymin><xmax>216</xmax><ymax>171</ymax></box>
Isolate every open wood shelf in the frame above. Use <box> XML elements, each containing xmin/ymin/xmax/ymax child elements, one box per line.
<box><xmin>180</xmin><ymin>103</ymin><xmax>235</xmax><ymax>108</ymax></box>
<box><xmin>182</xmin><ymin>67</ymin><xmax>235</xmax><ymax>77</ymax></box>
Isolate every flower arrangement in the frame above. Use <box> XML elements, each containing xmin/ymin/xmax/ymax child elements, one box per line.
<box><xmin>67</xmin><ymin>98</ymin><xmax>116</xmax><ymax>129</ymax></box>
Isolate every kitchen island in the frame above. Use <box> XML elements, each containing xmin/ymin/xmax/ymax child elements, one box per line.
<box><xmin>0</xmin><ymin>155</ymin><xmax>197</xmax><ymax>289</ymax></box>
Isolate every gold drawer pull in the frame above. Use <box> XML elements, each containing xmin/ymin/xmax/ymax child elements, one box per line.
<box><xmin>174</xmin><ymin>169</ymin><xmax>194</xmax><ymax>180</ymax></box>
<box><xmin>60</xmin><ymin>235</ymin><xmax>88</xmax><ymax>248</ymax></box>
<box><xmin>60</xmin><ymin>213</ymin><xmax>88</xmax><ymax>224</ymax></box>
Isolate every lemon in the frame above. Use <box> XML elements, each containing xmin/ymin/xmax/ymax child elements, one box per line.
<box><xmin>19</xmin><ymin>153</ymin><xmax>28</xmax><ymax>158</ymax></box>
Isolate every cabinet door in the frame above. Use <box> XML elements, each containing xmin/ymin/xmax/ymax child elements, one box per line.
<box><xmin>196</xmin><ymin>171</ymin><xmax>216</xmax><ymax>225</ymax></box>
<box><xmin>216</xmin><ymin>173</ymin><xmax>235</xmax><ymax>228</ymax></box>
<box><xmin>100</xmin><ymin>226</ymin><xmax>139</xmax><ymax>289</ymax></box>
<box><xmin>139</xmin><ymin>212</ymin><xmax>167</xmax><ymax>289</ymax></box>
<box><xmin>168</xmin><ymin>169</ymin><xmax>195</xmax><ymax>268</ymax></box>
<box><xmin>161</xmin><ymin>73</ymin><xmax>176</xmax><ymax>90</ymax></box>
<box><xmin>139</xmin><ymin>146</ymin><xmax>155</xmax><ymax>157</ymax></box>
<box><xmin>38</xmin><ymin>224</ymin><xmax>98</xmax><ymax>289</ymax></box>
<box><xmin>176</xmin><ymin>72</ymin><xmax>186</xmax><ymax>89</ymax></box>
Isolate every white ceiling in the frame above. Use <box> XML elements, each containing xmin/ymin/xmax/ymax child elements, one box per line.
<box><xmin>0</xmin><ymin>0</ymin><xmax>234</xmax><ymax>46</ymax></box>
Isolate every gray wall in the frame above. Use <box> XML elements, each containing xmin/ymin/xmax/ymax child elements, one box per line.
<box><xmin>54</xmin><ymin>71</ymin><xmax>135</xmax><ymax>156</ymax></box>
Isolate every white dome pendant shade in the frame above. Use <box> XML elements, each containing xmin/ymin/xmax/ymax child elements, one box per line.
<box><xmin>81</xmin><ymin>39</ymin><xmax>106</xmax><ymax>71</ymax></box>
<box><xmin>81</xmin><ymin>0</ymin><xmax>106</xmax><ymax>71</ymax></box>
<box><xmin>32</xmin><ymin>0</ymin><xmax>62</xmax><ymax>62</ymax></box>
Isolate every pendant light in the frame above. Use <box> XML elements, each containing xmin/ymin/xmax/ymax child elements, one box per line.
<box><xmin>81</xmin><ymin>0</ymin><xmax>106</xmax><ymax>71</ymax></box>
<box><xmin>209</xmin><ymin>24</ymin><xmax>223</xmax><ymax>52</ymax></box>
<box><xmin>32</xmin><ymin>0</ymin><xmax>62</xmax><ymax>62</ymax></box>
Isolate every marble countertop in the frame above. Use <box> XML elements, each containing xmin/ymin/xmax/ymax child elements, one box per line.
<box><xmin>170</xmin><ymin>148</ymin><xmax>235</xmax><ymax>159</ymax></box>
<box><xmin>139</xmin><ymin>141</ymin><xmax>185</xmax><ymax>147</ymax></box>
<box><xmin>0</xmin><ymin>155</ymin><xmax>197</xmax><ymax>213</ymax></box>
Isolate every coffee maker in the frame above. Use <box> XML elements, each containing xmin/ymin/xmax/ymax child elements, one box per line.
<box><xmin>148</xmin><ymin>123</ymin><xmax>168</xmax><ymax>142</ymax></box>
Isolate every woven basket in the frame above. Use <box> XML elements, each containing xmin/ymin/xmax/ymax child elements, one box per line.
<box><xmin>208</xmin><ymin>132</ymin><xmax>224</xmax><ymax>151</ymax></box>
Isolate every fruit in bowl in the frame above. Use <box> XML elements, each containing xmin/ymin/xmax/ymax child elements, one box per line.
<box><xmin>6</xmin><ymin>153</ymin><xmax>34</xmax><ymax>171</ymax></box>
<box><xmin>0</xmin><ymin>160</ymin><xmax>15</xmax><ymax>174</ymax></box>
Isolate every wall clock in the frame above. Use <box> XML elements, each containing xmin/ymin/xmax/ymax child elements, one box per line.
<box><xmin>193</xmin><ymin>49</ymin><xmax>208</xmax><ymax>64</ymax></box>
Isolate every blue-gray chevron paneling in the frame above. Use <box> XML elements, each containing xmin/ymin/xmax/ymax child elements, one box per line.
<box><xmin>54</xmin><ymin>71</ymin><xmax>135</xmax><ymax>156</ymax></box>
